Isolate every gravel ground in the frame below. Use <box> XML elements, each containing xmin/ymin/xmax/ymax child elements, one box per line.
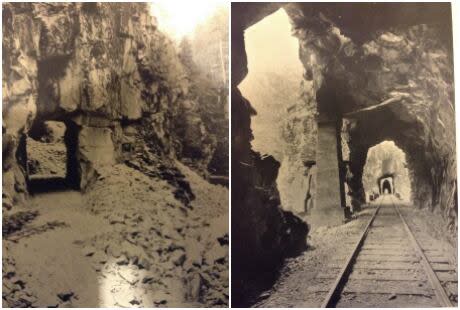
<box><xmin>251</xmin><ymin>197</ymin><xmax>456</xmax><ymax>308</ymax></box>
<box><xmin>2</xmin><ymin>160</ymin><xmax>228</xmax><ymax>307</ymax></box>
<box><xmin>252</xmin><ymin>207</ymin><xmax>375</xmax><ymax>307</ymax></box>
<box><xmin>26</xmin><ymin>138</ymin><xmax>67</xmax><ymax>177</ymax></box>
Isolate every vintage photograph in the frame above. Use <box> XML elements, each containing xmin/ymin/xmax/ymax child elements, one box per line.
<box><xmin>231</xmin><ymin>2</ymin><xmax>457</xmax><ymax>307</ymax></box>
<box><xmin>2</xmin><ymin>2</ymin><xmax>228</xmax><ymax>307</ymax></box>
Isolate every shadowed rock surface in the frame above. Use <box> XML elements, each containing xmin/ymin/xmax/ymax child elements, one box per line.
<box><xmin>231</xmin><ymin>2</ymin><xmax>456</xmax><ymax>307</ymax></box>
<box><xmin>3</xmin><ymin>2</ymin><xmax>228</xmax><ymax>307</ymax></box>
<box><xmin>3</xmin><ymin>2</ymin><xmax>228</xmax><ymax>202</ymax></box>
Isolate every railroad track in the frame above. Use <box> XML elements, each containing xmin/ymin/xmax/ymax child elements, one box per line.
<box><xmin>317</xmin><ymin>195</ymin><xmax>457</xmax><ymax>307</ymax></box>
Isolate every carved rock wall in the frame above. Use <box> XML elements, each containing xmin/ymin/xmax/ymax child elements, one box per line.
<box><xmin>2</xmin><ymin>3</ymin><xmax>226</xmax><ymax>206</ymax></box>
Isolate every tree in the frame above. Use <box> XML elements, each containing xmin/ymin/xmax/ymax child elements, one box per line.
<box><xmin>178</xmin><ymin>37</ymin><xmax>197</xmax><ymax>76</ymax></box>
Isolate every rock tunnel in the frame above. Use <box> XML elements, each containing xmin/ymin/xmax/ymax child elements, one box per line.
<box><xmin>24</xmin><ymin>120</ymin><xmax>77</xmax><ymax>193</ymax></box>
<box><xmin>231</xmin><ymin>2</ymin><xmax>456</xmax><ymax>305</ymax></box>
<box><xmin>3</xmin><ymin>3</ymin><xmax>230</xmax><ymax>307</ymax></box>
<box><xmin>363</xmin><ymin>140</ymin><xmax>412</xmax><ymax>202</ymax></box>
<box><xmin>380</xmin><ymin>177</ymin><xmax>393</xmax><ymax>195</ymax></box>
<box><xmin>3</xmin><ymin>3</ymin><xmax>147</xmax><ymax>203</ymax></box>
<box><xmin>3</xmin><ymin>2</ymin><xmax>228</xmax><ymax>204</ymax></box>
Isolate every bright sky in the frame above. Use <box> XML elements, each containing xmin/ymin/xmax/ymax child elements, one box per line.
<box><xmin>244</xmin><ymin>8</ymin><xmax>303</xmax><ymax>75</ymax></box>
<box><xmin>150</xmin><ymin>0</ymin><xmax>226</xmax><ymax>40</ymax></box>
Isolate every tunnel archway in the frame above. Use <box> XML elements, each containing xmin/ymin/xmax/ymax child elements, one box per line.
<box><xmin>362</xmin><ymin>141</ymin><xmax>411</xmax><ymax>202</ymax></box>
<box><xmin>238</xmin><ymin>8</ymin><xmax>312</xmax><ymax>216</ymax></box>
<box><xmin>26</xmin><ymin>119</ymin><xmax>81</xmax><ymax>193</ymax></box>
<box><xmin>232</xmin><ymin>3</ymin><xmax>455</xmax><ymax>232</ymax></box>
<box><xmin>381</xmin><ymin>178</ymin><xmax>393</xmax><ymax>195</ymax></box>
<box><xmin>231</xmin><ymin>6</ymin><xmax>311</xmax><ymax>306</ymax></box>
<box><xmin>231</xmin><ymin>3</ymin><xmax>456</xmax><ymax>307</ymax></box>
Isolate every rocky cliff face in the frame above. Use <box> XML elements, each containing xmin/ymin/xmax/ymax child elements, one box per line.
<box><xmin>239</xmin><ymin>70</ymin><xmax>317</xmax><ymax>216</ymax></box>
<box><xmin>231</xmin><ymin>12</ymin><xmax>309</xmax><ymax>305</ymax></box>
<box><xmin>3</xmin><ymin>3</ymin><xmax>228</xmax><ymax>307</ymax></box>
<box><xmin>277</xmin><ymin>78</ymin><xmax>318</xmax><ymax>216</ymax></box>
<box><xmin>231</xmin><ymin>87</ymin><xmax>308</xmax><ymax>306</ymax></box>
<box><xmin>177</xmin><ymin>35</ymin><xmax>228</xmax><ymax>179</ymax></box>
<box><xmin>2</xmin><ymin>2</ymin><xmax>227</xmax><ymax>208</ymax></box>
<box><xmin>285</xmin><ymin>3</ymin><xmax>456</xmax><ymax>239</ymax></box>
<box><xmin>232</xmin><ymin>4</ymin><xmax>456</xmax><ymax>305</ymax></box>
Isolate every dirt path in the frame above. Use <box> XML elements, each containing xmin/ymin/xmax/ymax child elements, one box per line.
<box><xmin>3</xmin><ymin>191</ymin><xmax>109</xmax><ymax>307</ymax></box>
<box><xmin>3</xmin><ymin>162</ymin><xmax>228</xmax><ymax>307</ymax></box>
<box><xmin>253</xmin><ymin>207</ymin><xmax>374</xmax><ymax>307</ymax></box>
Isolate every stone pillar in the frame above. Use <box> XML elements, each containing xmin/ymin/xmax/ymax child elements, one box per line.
<box><xmin>65</xmin><ymin>118</ymin><xmax>116</xmax><ymax>190</ymax></box>
<box><xmin>311</xmin><ymin>119</ymin><xmax>345</xmax><ymax>226</ymax></box>
<box><xmin>77</xmin><ymin>126</ymin><xmax>116</xmax><ymax>189</ymax></box>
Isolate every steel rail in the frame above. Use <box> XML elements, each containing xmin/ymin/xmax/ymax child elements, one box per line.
<box><xmin>320</xmin><ymin>199</ymin><xmax>382</xmax><ymax>308</ymax></box>
<box><xmin>393</xmin><ymin>201</ymin><xmax>453</xmax><ymax>307</ymax></box>
<box><xmin>320</xmin><ymin>196</ymin><xmax>454</xmax><ymax>307</ymax></box>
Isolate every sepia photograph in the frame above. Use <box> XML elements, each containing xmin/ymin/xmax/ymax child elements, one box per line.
<box><xmin>231</xmin><ymin>2</ymin><xmax>457</xmax><ymax>308</ymax></box>
<box><xmin>2</xmin><ymin>0</ymin><xmax>460</xmax><ymax>309</ymax></box>
<box><xmin>2</xmin><ymin>1</ymin><xmax>228</xmax><ymax>307</ymax></box>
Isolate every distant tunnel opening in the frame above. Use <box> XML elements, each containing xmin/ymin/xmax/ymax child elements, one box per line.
<box><xmin>26</xmin><ymin>120</ymin><xmax>81</xmax><ymax>193</ymax></box>
<box><xmin>362</xmin><ymin>141</ymin><xmax>411</xmax><ymax>202</ymax></box>
<box><xmin>381</xmin><ymin>178</ymin><xmax>393</xmax><ymax>195</ymax></box>
<box><xmin>231</xmin><ymin>3</ymin><xmax>457</xmax><ymax>308</ymax></box>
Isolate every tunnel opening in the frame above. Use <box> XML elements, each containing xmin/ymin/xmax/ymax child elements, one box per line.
<box><xmin>232</xmin><ymin>3</ymin><xmax>457</xmax><ymax>307</ymax></box>
<box><xmin>238</xmin><ymin>8</ymin><xmax>314</xmax><ymax>216</ymax></box>
<box><xmin>231</xmin><ymin>7</ymin><xmax>311</xmax><ymax>305</ymax></box>
<box><xmin>26</xmin><ymin>120</ymin><xmax>81</xmax><ymax>193</ymax></box>
<box><xmin>381</xmin><ymin>178</ymin><xmax>393</xmax><ymax>195</ymax></box>
<box><xmin>363</xmin><ymin>141</ymin><xmax>411</xmax><ymax>202</ymax></box>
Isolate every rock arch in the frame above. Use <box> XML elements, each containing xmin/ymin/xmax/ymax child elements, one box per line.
<box><xmin>3</xmin><ymin>3</ymin><xmax>222</xmax><ymax>202</ymax></box>
<box><xmin>379</xmin><ymin>176</ymin><xmax>394</xmax><ymax>195</ymax></box>
<box><xmin>231</xmin><ymin>3</ymin><xmax>456</xmax><ymax>305</ymax></box>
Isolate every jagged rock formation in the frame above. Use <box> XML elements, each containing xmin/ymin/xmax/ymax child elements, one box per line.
<box><xmin>277</xmin><ymin>78</ymin><xmax>318</xmax><ymax>216</ymax></box>
<box><xmin>232</xmin><ymin>2</ymin><xmax>456</xmax><ymax>306</ymax></box>
<box><xmin>2</xmin><ymin>2</ymin><xmax>228</xmax><ymax>207</ymax></box>
<box><xmin>231</xmin><ymin>87</ymin><xmax>308</xmax><ymax>306</ymax></box>
<box><xmin>235</xmin><ymin>8</ymin><xmax>317</xmax><ymax>218</ymax></box>
<box><xmin>284</xmin><ymin>4</ymin><xmax>455</xmax><ymax>235</ymax></box>
<box><xmin>3</xmin><ymin>2</ymin><xmax>228</xmax><ymax>307</ymax></box>
<box><xmin>231</xmin><ymin>7</ymin><xmax>309</xmax><ymax>305</ymax></box>
<box><xmin>177</xmin><ymin>34</ymin><xmax>228</xmax><ymax>179</ymax></box>
<box><xmin>2</xmin><ymin>160</ymin><xmax>229</xmax><ymax>307</ymax></box>
<box><xmin>241</xmin><ymin>70</ymin><xmax>318</xmax><ymax>215</ymax></box>
<box><xmin>190</xmin><ymin>7</ymin><xmax>229</xmax><ymax>180</ymax></box>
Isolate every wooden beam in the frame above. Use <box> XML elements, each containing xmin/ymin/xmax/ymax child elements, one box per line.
<box><xmin>343</xmin><ymin>95</ymin><xmax>405</xmax><ymax>117</ymax></box>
